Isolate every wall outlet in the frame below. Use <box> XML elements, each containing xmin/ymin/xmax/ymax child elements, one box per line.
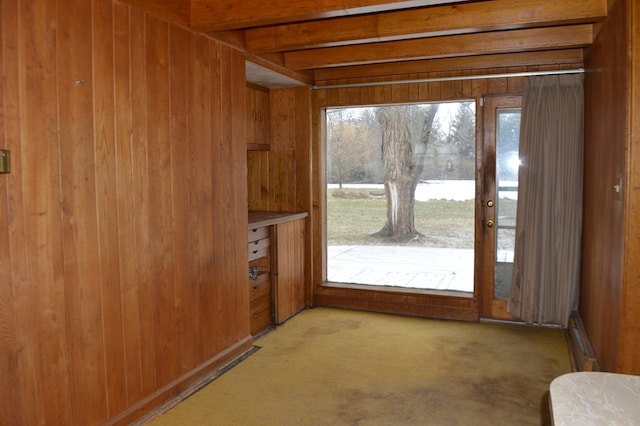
<box><xmin>0</xmin><ymin>149</ymin><xmax>9</xmax><ymax>174</ymax></box>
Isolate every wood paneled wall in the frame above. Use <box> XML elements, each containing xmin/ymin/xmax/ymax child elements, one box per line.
<box><xmin>247</xmin><ymin>85</ymin><xmax>313</xmax><ymax>307</ymax></box>
<box><xmin>0</xmin><ymin>1</ymin><xmax>250</xmax><ymax>424</ymax></box>
<box><xmin>311</xmin><ymin>65</ymin><xmax>578</xmax><ymax>320</ymax></box>
<box><xmin>582</xmin><ymin>0</ymin><xmax>640</xmax><ymax>374</ymax></box>
<box><xmin>247</xmin><ymin>86</ymin><xmax>312</xmax><ymax>213</ymax></box>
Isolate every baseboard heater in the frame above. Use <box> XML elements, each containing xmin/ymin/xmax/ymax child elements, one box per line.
<box><xmin>567</xmin><ymin>311</ymin><xmax>599</xmax><ymax>372</ymax></box>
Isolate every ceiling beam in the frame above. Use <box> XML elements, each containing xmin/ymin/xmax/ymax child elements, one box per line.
<box><xmin>190</xmin><ymin>0</ymin><xmax>471</xmax><ymax>32</ymax></box>
<box><xmin>284</xmin><ymin>25</ymin><xmax>594</xmax><ymax>70</ymax></box>
<box><xmin>313</xmin><ymin>49</ymin><xmax>585</xmax><ymax>83</ymax></box>
<box><xmin>246</xmin><ymin>0</ymin><xmax>607</xmax><ymax>53</ymax></box>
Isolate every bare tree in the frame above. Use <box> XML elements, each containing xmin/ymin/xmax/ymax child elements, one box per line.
<box><xmin>327</xmin><ymin>109</ymin><xmax>372</xmax><ymax>186</ymax></box>
<box><xmin>373</xmin><ymin>104</ymin><xmax>439</xmax><ymax>241</ymax></box>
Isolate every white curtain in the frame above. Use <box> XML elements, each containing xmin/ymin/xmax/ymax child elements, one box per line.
<box><xmin>508</xmin><ymin>74</ymin><xmax>584</xmax><ymax>327</ymax></box>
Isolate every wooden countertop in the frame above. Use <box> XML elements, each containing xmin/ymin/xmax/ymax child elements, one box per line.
<box><xmin>248</xmin><ymin>211</ymin><xmax>308</xmax><ymax>229</ymax></box>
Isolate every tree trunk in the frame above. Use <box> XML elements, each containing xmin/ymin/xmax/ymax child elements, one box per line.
<box><xmin>374</xmin><ymin>105</ymin><xmax>438</xmax><ymax>241</ymax></box>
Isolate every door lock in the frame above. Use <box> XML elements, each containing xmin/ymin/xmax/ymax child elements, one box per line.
<box><xmin>486</xmin><ymin>220</ymin><xmax>494</xmax><ymax>228</ymax></box>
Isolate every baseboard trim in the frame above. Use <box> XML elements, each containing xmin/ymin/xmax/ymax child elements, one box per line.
<box><xmin>567</xmin><ymin>311</ymin><xmax>599</xmax><ymax>372</ymax></box>
<box><xmin>105</xmin><ymin>335</ymin><xmax>254</xmax><ymax>426</ymax></box>
<box><xmin>314</xmin><ymin>293</ymin><xmax>479</xmax><ymax>321</ymax></box>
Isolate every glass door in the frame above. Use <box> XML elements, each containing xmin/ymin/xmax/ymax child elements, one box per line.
<box><xmin>480</xmin><ymin>96</ymin><xmax>522</xmax><ymax>319</ymax></box>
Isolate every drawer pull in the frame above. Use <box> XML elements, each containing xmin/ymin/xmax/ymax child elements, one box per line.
<box><xmin>249</xmin><ymin>266</ymin><xmax>258</xmax><ymax>280</ymax></box>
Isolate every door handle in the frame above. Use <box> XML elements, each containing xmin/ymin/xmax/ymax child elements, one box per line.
<box><xmin>486</xmin><ymin>220</ymin><xmax>495</xmax><ymax>228</ymax></box>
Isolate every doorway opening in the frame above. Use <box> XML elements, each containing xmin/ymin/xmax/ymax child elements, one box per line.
<box><xmin>325</xmin><ymin>101</ymin><xmax>476</xmax><ymax>293</ymax></box>
<box><xmin>480</xmin><ymin>95</ymin><xmax>522</xmax><ymax>319</ymax></box>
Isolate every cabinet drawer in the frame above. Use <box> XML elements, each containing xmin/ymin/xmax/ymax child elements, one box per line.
<box><xmin>248</xmin><ymin>237</ymin><xmax>270</xmax><ymax>261</ymax></box>
<box><xmin>250</xmin><ymin>306</ymin><xmax>272</xmax><ymax>335</ymax></box>
<box><xmin>248</xmin><ymin>226</ymin><xmax>269</xmax><ymax>243</ymax></box>
<box><xmin>249</xmin><ymin>255</ymin><xmax>271</xmax><ymax>272</ymax></box>
<box><xmin>249</xmin><ymin>278</ymin><xmax>270</xmax><ymax>304</ymax></box>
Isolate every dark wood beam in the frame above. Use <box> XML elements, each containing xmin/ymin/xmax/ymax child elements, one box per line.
<box><xmin>247</xmin><ymin>0</ymin><xmax>607</xmax><ymax>53</ymax></box>
<box><xmin>285</xmin><ymin>25</ymin><xmax>594</xmax><ymax>70</ymax></box>
<box><xmin>313</xmin><ymin>49</ymin><xmax>585</xmax><ymax>84</ymax></box>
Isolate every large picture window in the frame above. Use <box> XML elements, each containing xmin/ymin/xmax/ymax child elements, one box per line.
<box><xmin>326</xmin><ymin>101</ymin><xmax>476</xmax><ymax>293</ymax></box>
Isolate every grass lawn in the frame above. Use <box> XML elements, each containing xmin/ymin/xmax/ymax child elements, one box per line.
<box><xmin>327</xmin><ymin>188</ymin><xmax>476</xmax><ymax>249</ymax></box>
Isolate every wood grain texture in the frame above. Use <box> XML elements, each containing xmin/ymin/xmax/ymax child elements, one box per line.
<box><xmin>0</xmin><ymin>1</ymin><xmax>27</xmax><ymax>424</ymax></box>
<box><xmin>0</xmin><ymin>1</ymin><xmax>251</xmax><ymax>424</ymax></box>
<box><xmin>285</xmin><ymin>25</ymin><xmax>593</xmax><ymax>70</ymax></box>
<box><xmin>189</xmin><ymin>0</ymin><xmax>452</xmax><ymax>31</ymax></box>
<box><xmin>57</xmin><ymin>0</ymin><xmax>107</xmax><ymax>423</ymax></box>
<box><xmin>93</xmin><ymin>0</ymin><xmax>129</xmax><ymax>417</ymax></box>
<box><xmin>581</xmin><ymin>0</ymin><xmax>628</xmax><ymax>373</ymax></box>
<box><xmin>619</xmin><ymin>0</ymin><xmax>640</xmax><ymax>375</ymax></box>
<box><xmin>246</xmin><ymin>86</ymin><xmax>312</xmax><ymax>325</ymax></box>
<box><xmin>246</xmin><ymin>83</ymin><xmax>270</xmax><ymax>149</ymax></box>
<box><xmin>112</xmin><ymin>2</ymin><xmax>145</xmax><ymax>407</ymax></box>
<box><xmin>578</xmin><ymin>0</ymin><xmax>640</xmax><ymax>375</ymax></box>
<box><xmin>274</xmin><ymin>218</ymin><xmax>306</xmax><ymax>323</ymax></box>
<box><xmin>314</xmin><ymin>50</ymin><xmax>585</xmax><ymax>84</ymax></box>
<box><xmin>247</xmin><ymin>86</ymin><xmax>312</xmax><ymax>214</ymax></box>
<box><xmin>246</xmin><ymin>0</ymin><xmax>606</xmax><ymax>53</ymax></box>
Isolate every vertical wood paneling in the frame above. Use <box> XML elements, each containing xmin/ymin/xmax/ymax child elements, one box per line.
<box><xmin>145</xmin><ymin>16</ymin><xmax>179</xmax><ymax>389</ymax></box>
<box><xmin>0</xmin><ymin>1</ymin><xmax>25</xmax><ymax>424</ymax></box>
<box><xmin>21</xmin><ymin>0</ymin><xmax>73</xmax><ymax>423</ymax></box>
<box><xmin>268</xmin><ymin>87</ymin><xmax>312</xmax><ymax>213</ymax></box>
<box><xmin>620</xmin><ymin>0</ymin><xmax>640</xmax><ymax>374</ymax></box>
<box><xmin>1</xmin><ymin>1</ymin><xmax>253</xmax><ymax>424</ymax></box>
<box><xmin>246</xmin><ymin>85</ymin><xmax>311</xmax><ymax>317</ymax></box>
<box><xmin>113</xmin><ymin>3</ymin><xmax>145</xmax><ymax>406</ymax></box>
<box><xmin>57</xmin><ymin>0</ymin><xmax>107</xmax><ymax>422</ymax></box>
<box><xmin>229</xmin><ymin>47</ymin><xmax>250</xmax><ymax>340</ymax></box>
<box><xmin>209</xmin><ymin>35</ymin><xmax>226</xmax><ymax>356</ymax></box>
<box><xmin>169</xmin><ymin>25</ymin><xmax>197</xmax><ymax>374</ymax></box>
<box><xmin>130</xmin><ymin>8</ymin><xmax>157</xmax><ymax>399</ymax></box>
<box><xmin>274</xmin><ymin>218</ymin><xmax>306</xmax><ymax>323</ymax></box>
<box><xmin>581</xmin><ymin>0</ymin><xmax>640</xmax><ymax>375</ymax></box>
<box><xmin>190</xmin><ymin>34</ymin><xmax>215</xmax><ymax>360</ymax></box>
<box><xmin>250</xmin><ymin>150</ymin><xmax>271</xmax><ymax>210</ymax></box>
<box><xmin>269</xmin><ymin>89</ymin><xmax>290</xmax><ymax>211</ymax></box>
<box><xmin>93</xmin><ymin>0</ymin><xmax>129</xmax><ymax>418</ymax></box>
<box><xmin>216</xmin><ymin>44</ymin><xmax>234</xmax><ymax>350</ymax></box>
<box><xmin>294</xmin><ymin>86</ymin><xmax>312</xmax><ymax>212</ymax></box>
<box><xmin>582</xmin><ymin>0</ymin><xmax>628</xmax><ymax>373</ymax></box>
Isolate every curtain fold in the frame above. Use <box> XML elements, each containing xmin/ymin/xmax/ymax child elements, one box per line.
<box><xmin>508</xmin><ymin>74</ymin><xmax>584</xmax><ymax>327</ymax></box>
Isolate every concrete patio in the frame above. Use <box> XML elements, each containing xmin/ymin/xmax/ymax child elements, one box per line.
<box><xmin>327</xmin><ymin>245</ymin><xmax>475</xmax><ymax>293</ymax></box>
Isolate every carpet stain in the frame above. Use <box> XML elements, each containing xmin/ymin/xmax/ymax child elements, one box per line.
<box><xmin>150</xmin><ymin>308</ymin><xmax>569</xmax><ymax>426</ymax></box>
<box><xmin>303</xmin><ymin>318</ymin><xmax>362</xmax><ymax>338</ymax></box>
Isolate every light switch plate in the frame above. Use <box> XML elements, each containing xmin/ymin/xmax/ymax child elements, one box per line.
<box><xmin>614</xmin><ymin>176</ymin><xmax>622</xmax><ymax>200</ymax></box>
<box><xmin>0</xmin><ymin>149</ymin><xmax>10</xmax><ymax>174</ymax></box>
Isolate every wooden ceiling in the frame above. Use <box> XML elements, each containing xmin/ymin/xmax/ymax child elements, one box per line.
<box><xmin>122</xmin><ymin>0</ymin><xmax>608</xmax><ymax>86</ymax></box>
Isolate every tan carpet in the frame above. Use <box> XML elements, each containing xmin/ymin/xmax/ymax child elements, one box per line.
<box><xmin>148</xmin><ymin>307</ymin><xmax>570</xmax><ymax>425</ymax></box>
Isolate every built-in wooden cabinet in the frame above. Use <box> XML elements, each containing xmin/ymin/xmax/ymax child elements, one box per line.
<box><xmin>248</xmin><ymin>212</ymin><xmax>308</xmax><ymax>335</ymax></box>
<box><xmin>246</xmin><ymin>83</ymin><xmax>270</xmax><ymax>150</ymax></box>
<box><xmin>246</xmin><ymin>84</ymin><xmax>311</xmax><ymax>334</ymax></box>
<box><xmin>273</xmin><ymin>217</ymin><xmax>306</xmax><ymax>323</ymax></box>
<box><xmin>248</xmin><ymin>226</ymin><xmax>273</xmax><ymax>335</ymax></box>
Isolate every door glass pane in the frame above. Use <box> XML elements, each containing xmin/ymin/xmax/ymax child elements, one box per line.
<box><xmin>326</xmin><ymin>102</ymin><xmax>475</xmax><ymax>293</ymax></box>
<box><xmin>494</xmin><ymin>109</ymin><xmax>521</xmax><ymax>299</ymax></box>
